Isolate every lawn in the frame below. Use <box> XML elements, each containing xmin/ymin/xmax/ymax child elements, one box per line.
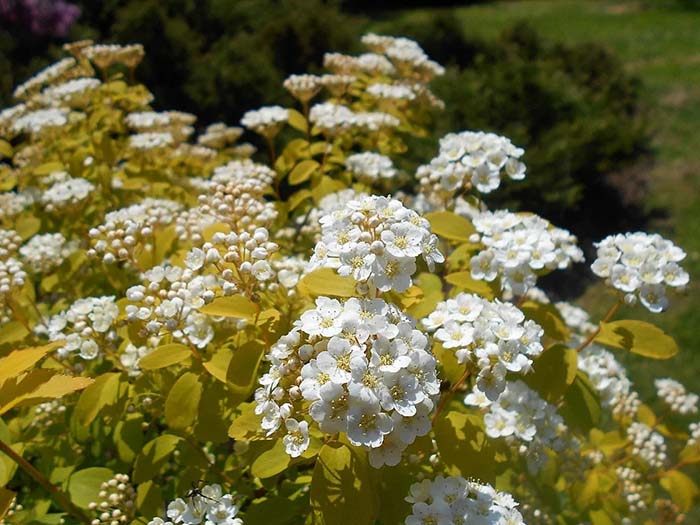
<box><xmin>373</xmin><ymin>1</ymin><xmax>700</xmax><ymax>394</ymax></box>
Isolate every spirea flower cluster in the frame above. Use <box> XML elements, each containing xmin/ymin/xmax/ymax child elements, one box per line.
<box><xmin>616</xmin><ymin>466</ymin><xmax>652</xmax><ymax>513</ymax></box>
<box><xmin>149</xmin><ymin>484</ymin><xmax>242</xmax><ymax>525</ymax></box>
<box><xmin>19</xmin><ymin>232</ymin><xmax>75</xmax><ymax>273</ymax></box>
<box><xmin>88</xmin><ymin>198</ymin><xmax>183</xmax><ymax>265</ymax></box>
<box><xmin>42</xmin><ymin>296</ymin><xmax>120</xmax><ymax>360</ymax></box>
<box><xmin>591</xmin><ymin>232</ymin><xmax>688</xmax><ymax>312</ymax></box>
<box><xmin>309</xmin><ymin>195</ymin><xmax>443</xmax><ymax>293</ymax></box>
<box><xmin>578</xmin><ymin>345</ymin><xmax>640</xmax><ymax>418</ymax></box>
<box><xmin>466</xmin><ymin>380</ymin><xmax>573</xmax><ymax>472</ymax></box>
<box><xmin>424</xmin><ymin>293</ymin><xmax>544</xmax><ymax>400</ymax></box>
<box><xmin>404</xmin><ymin>476</ymin><xmax>524</xmax><ymax>525</ymax></box>
<box><xmin>0</xmin><ymin>229</ymin><xmax>22</xmax><ymax>260</ymax></box>
<box><xmin>627</xmin><ymin>422</ymin><xmax>667</xmax><ymax>469</ymax></box>
<box><xmin>41</xmin><ymin>176</ymin><xmax>95</xmax><ymax>211</ymax></box>
<box><xmin>240</xmin><ymin>106</ymin><xmax>289</xmax><ymax>137</ymax></box>
<box><xmin>469</xmin><ymin>210</ymin><xmax>584</xmax><ymax>295</ymax></box>
<box><xmin>654</xmin><ymin>378</ymin><xmax>698</xmax><ymax>415</ymax></box>
<box><xmin>417</xmin><ymin>131</ymin><xmax>526</xmax><ymax>203</ymax></box>
<box><xmin>345</xmin><ymin>152</ymin><xmax>396</xmax><ymax>183</ymax></box>
<box><xmin>256</xmin><ymin>296</ymin><xmax>440</xmax><ymax>467</ymax></box>
<box><xmin>12</xmin><ymin>108</ymin><xmax>70</xmax><ymax>135</ymax></box>
<box><xmin>87</xmin><ymin>473</ymin><xmax>136</xmax><ymax>525</ymax></box>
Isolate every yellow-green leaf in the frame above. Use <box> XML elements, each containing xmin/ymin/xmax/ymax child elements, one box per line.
<box><xmin>0</xmin><ymin>341</ymin><xmax>64</xmax><ymax>386</ymax></box>
<box><xmin>0</xmin><ymin>487</ymin><xmax>14</xmax><ymax>519</ymax></box>
<box><xmin>289</xmin><ymin>159</ymin><xmax>319</xmax><ymax>185</ymax></box>
<box><xmin>138</xmin><ymin>344</ymin><xmax>192</xmax><ymax>370</ymax></box>
<box><xmin>74</xmin><ymin>372</ymin><xmax>121</xmax><ymax>426</ymax></box>
<box><xmin>595</xmin><ymin>320</ymin><xmax>678</xmax><ymax>359</ymax></box>
<box><xmin>298</xmin><ymin>268</ymin><xmax>356</xmax><ymax>298</ymax></box>
<box><xmin>660</xmin><ymin>470</ymin><xmax>698</xmax><ymax>512</ymax></box>
<box><xmin>0</xmin><ymin>322</ymin><xmax>29</xmax><ymax>346</ymax></box>
<box><xmin>33</xmin><ymin>161</ymin><xmax>64</xmax><ymax>176</ymax></box>
<box><xmin>17</xmin><ymin>374</ymin><xmax>93</xmax><ymax>403</ymax></box>
<box><xmin>520</xmin><ymin>301</ymin><xmax>570</xmax><ymax>342</ymax></box>
<box><xmin>133</xmin><ymin>435</ymin><xmax>183</xmax><ymax>483</ymax></box>
<box><xmin>227</xmin><ymin>341</ymin><xmax>266</xmax><ymax>396</ymax></box>
<box><xmin>165</xmin><ymin>372</ymin><xmax>202</xmax><ymax>430</ymax></box>
<box><xmin>198</xmin><ymin>295</ymin><xmax>258</xmax><ymax>321</ymax></box>
<box><xmin>525</xmin><ymin>344</ymin><xmax>577</xmax><ymax>403</ymax></box>
<box><xmin>561</xmin><ymin>372</ymin><xmax>601</xmax><ymax>432</ymax></box>
<box><xmin>434</xmin><ymin>410</ymin><xmax>496</xmax><ymax>482</ymax></box>
<box><xmin>445</xmin><ymin>271</ymin><xmax>497</xmax><ymax>299</ymax></box>
<box><xmin>68</xmin><ymin>467</ymin><xmax>114</xmax><ymax>509</ymax></box>
<box><xmin>15</xmin><ymin>215</ymin><xmax>41</xmax><ymax>239</ymax></box>
<box><xmin>425</xmin><ymin>211</ymin><xmax>475</xmax><ymax>242</ymax></box>
<box><xmin>310</xmin><ymin>443</ymin><xmax>376</xmax><ymax>525</ymax></box>
<box><xmin>228</xmin><ymin>403</ymin><xmax>268</xmax><ymax>441</ymax></box>
<box><xmin>288</xmin><ymin>189</ymin><xmax>312</xmax><ymax>211</ymax></box>
<box><xmin>287</xmin><ymin>109</ymin><xmax>308</xmax><ymax>134</ymax></box>
<box><xmin>251</xmin><ymin>439</ymin><xmax>290</xmax><ymax>479</ymax></box>
<box><xmin>0</xmin><ymin>141</ymin><xmax>12</xmax><ymax>160</ymax></box>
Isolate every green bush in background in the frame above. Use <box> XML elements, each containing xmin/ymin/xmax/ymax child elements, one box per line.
<box><xmin>0</xmin><ymin>1</ymin><xmax>650</xmax><ymax>266</ymax></box>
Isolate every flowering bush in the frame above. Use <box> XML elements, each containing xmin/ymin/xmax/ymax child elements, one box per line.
<box><xmin>0</xmin><ymin>34</ymin><xmax>696</xmax><ymax>525</ymax></box>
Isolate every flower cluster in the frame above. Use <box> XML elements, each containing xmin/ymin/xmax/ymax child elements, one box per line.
<box><xmin>124</xmin><ymin>264</ymin><xmax>217</xmax><ymax>348</ymax></box>
<box><xmin>19</xmin><ymin>232</ymin><xmax>75</xmax><ymax>273</ymax></box>
<box><xmin>0</xmin><ymin>257</ymin><xmax>26</xmax><ymax>322</ymax></box>
<box><xmin>591</xmin><ymin>232</ymin><xmax>689</xmax><ymax>312</ymax></box>
<box><xmin>0</xmin><ymin>229</ymin><xmax>22</xmax><ymax>260</ymax></box>
<box><xmin>654</xmin><ymin>378</ymin><xmax>698</xmax><ymax>415</ymax></box>
<box><xmin>345</xmin><ymin>152</ymin><xmax>396</xmax><ymax>183</ymax></box>
<box><xmin>41</xmin><ymin>296</ymin><xmax>120</xmax><ymax>360</ymax></box>
<box><xmin>0</xmin><ymin>191</ymin><xmax>33</xmax><ymax>220</ymax></box>
<box><xmin>256</xmin><ymin>297</ymin><xmax>440</xmax><ymax>468</ymax></box>
<box><xmin>466</xmin><ymin>380</ymin><xmax>573</xmax><ymax>472</ymax></box>
<box><xmin>283</xmin><ymin>74</ymin><xmax>322</xmax><ymax>103</ymax></box>
<box><xmin>119</xmin><ymin>343</ymin><xmax>154</xmax><ymax>377</ymax></box>
<box><xmin>688</xmin><ymin>422</ymin><xmax>700</xmax><ymax>446</ymax></box>
<box><xmin>404</xmin><ymin>476</ymin><xmax>524</xmax><ymax>525</ymax></box>
<box><xmin>366</xmin><ymin>83</ymin><xmax>416</xmax><ymax>101</ymax></box>
<box><xmin>240</xmin><ymin>106</ymin><xmax>288</xmax><ymax>137</ymax></box>
<box><xmin>128</xmin><ymin>131</ymin><xmax>175</xmax><ymax>151</ymax></box>
<box><xmin>41</xmin><ymin>176</ymin><xmax>95</xmax><ymax>211</ymax></box>
<box><xmin>424</xmin><ymin>293</ymin><xmax>544</xmax><ymax>400</ymax></box>
<box><xmin>11</xmin><ymin>107</ymin><xmax>70</xmax><ymax>135</ymax></box>
<box><xmin>87</xmin><ymin>473</ymin><xmax>136</xmax><ymax>525</ymax></box>
<box><xmin>469</xmin><ymin>210</ymin><xmax>584</xmax><ymax>295</ymax></box>
<box><xmin>627</xmin><ymin>422</ymin><xmax>667</xmax><ymax>469</ymax></box>
<box><xmin>198</xmin><ymin>160</ymin><xmax>278</xmax><ymax>233</ymax></box>
<box><xmin>616</xmin><ymin>466</ymin><xmax>651</xmax><ymax>513</ymax></box>
<box><xmin>309</xmin><ymin>195</ymin><xmax>443</xmax><ymax>293</ymax></box>
<box><xmin>82</xmin><ymin>43</ymin><xmax>145</xmax><ymax>70</ymax></box>
<box><xmin>360</xmin><ymin>33</ymin><xmax>445</xmax><ymax>80</ymax></box>
<box><xmin>87</xmin><ymin>198</ymin><xmax>183</xmax><ymax>265</ymax></box>
<box><xmin>149</xmin><ymin>484</ymin><xmax>242</xmax><ymax>525</ymax></box>
<box><xmin>578</xmin><ymin>345</ymin><xmax>640</xmax><ymax>418</ymax></box>
<box><xmin>417</xmin><ymin>131</ymin><xmax>526</xmax><ymax>205</ymax></box>
<box><xmin>40</xmin><ymin>77</ymin><xmax>101</xmax><ymax>106</ymax></box>
<box><xmin>197</xmin><ymin>122</ymin><xmax>243</xmax><ymax>149</ymax></box>
<box><xmin>555</xmin><ymin>301</ymin><xmax>596</xmax><ymax>335</ymax></box>
<box><xmin>12</xmin><ymin>57</ymin><xmax>79</xmax><ymax>100</ymax></box>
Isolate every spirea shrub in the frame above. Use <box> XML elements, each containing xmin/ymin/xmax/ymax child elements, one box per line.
<box><xmin>0</xmin><ymin>33</ymin><xmax>696</xmax><ymax>525</ymax></box>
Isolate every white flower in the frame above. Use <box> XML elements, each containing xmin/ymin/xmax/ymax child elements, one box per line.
<box><xmin>283</xmin><ymin>418</ymin><xmax>310</xmax><ymax>458</ymax></box>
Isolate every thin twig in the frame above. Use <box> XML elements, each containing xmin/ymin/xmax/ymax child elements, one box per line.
<box><xmin>575</xmin><ymin>300</ymin><xmax>622</xmax><ymax>353</ymax></box>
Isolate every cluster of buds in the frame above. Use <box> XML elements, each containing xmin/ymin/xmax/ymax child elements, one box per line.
<box><xmin>39</xmin><ymin>77</ymin><xmax>102</xmax><ymax>107</ymax></box>
<box><xmin>88</xmin><ymin>473</ymin><xmax>136</xmax><ymax>525</ymax></box>
<box><xmin>283</xmin><ymin>74</ymin><xmax>322</xmax><ymax>104</ymax></box>
<box><xmin>82</xmin><ymin>44</ymin><xmax>145</xmax><ymax>70</ymax></box>
<box><xmin>12</xmin><ymin>57</ymin><xmax>81</xmax><ymax>100</ymax></box>
<box><xmin>41</xmin><ymin>176</ymin><xmax>95</xmax><ymax>212</ymax></box>
<box><xmin>240</xmin><ymin>106</ymin><xmax>288</xmax><ymax>138</ymax></box>
<box><xmin>627</xmin><ymin>422</ymin><xmax>667</xmax><ymax>469</ymax></box>
<box><xmin>654</xmin><ymin>378</ymin><xmax>698</xmax><ymax>415</ymax></box>
<box><xmin>197</xmin><ymin>122</ymin><xmax>243</xmax><ymax>149</ymax></box>
<box><xmin>87</xmin><ymin>198</ymin><xmax>183</xmax><ymax>266</ymax></box>
<box><xmin>0</xmin><ymin>257</ymin><xmax>27</xmax><ymax>323</ymax></box>
<box><xmin>0</xmin><ymin>229</ymin><xmax>22</xmax><ymax>260</ymax></box>
<box><xmin>19</xmin><ymin>233</ymin><xmax>76</xmax><ymax>274</ymax></box>
<box><xmin>616</xmin><ymin>466</ymin><xmax>651</xmax><ymax>513</ymax></box>
<box><xmin>198</xmin><ymin>160</ymin><xmax>278</xmax><ymax>233</ymax></box>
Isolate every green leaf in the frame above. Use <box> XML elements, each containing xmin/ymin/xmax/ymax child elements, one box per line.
<box><xmin>310</xmin><ymin>443</ymin><xmax>376</xmax><ymax>525</ymax></box>
<box><xmin>74</xmin><ymin>372</ymin><xmax>121</xmax><ymax>426</ymax></box>
<box><xmin>138</xmin><ymin>344</ymin><xmax>192</xmax><ymax>370</ymax></box>
<box><xmin>589</xmin><ymin>509</ymin><xmax>614</xmax><ymax>525</ymax></box>
<box><xmin>287</xmin><ymin>109</ymin><xmax>308</xmax><ymax>134</ymax></box>
<box><xmin>660</xmin><ymin>470</ymin><xmax>698</xmax><ymax>512</ymax></box>
<box><xmin>594</xmin><ymin>320</ymin><xmax>678</xmax><ymax>359</ymax></box>
<box><xmin>133</xmin><ymin>435</ymin><xmax>183</xmax><ymax>483</ymax></box>
<box><xmin>288</xmin><ymin>189</ymin><xmax>312</xmax><ymax>211</ymax></box>
<box><xmin>113</xmin><ymin>414</ymin><xmax>145</xmax><ymax>463</ymax></box>
<box><xmin>67</xmin><ymin>467</ymin><xmax>114</xmax><ymax>509</ymax></box>
<box><xmin>198</xmin><ymin>296</ymin><xmax>258</xmax><ymax>321</ymax></box>
<box><xmin>560</xmin><ymin>372</ymin><xmax>601</xmax><ymax>432</ymax></box>
<box><xmin>251</xmin><ymin>439</ymin><xmax>290</xmax><ymax>479</ymax></box>
<box><xmin>0</xmin><ymin>322</ymin><xmax>29</xmax><ymax>346</ymax></box>
<box><xmin>425</xmin><ymin>211</ymin><xmax>475</xmax><ymax>242</ymax></box>
<box><xmin>136</xmin><ymin>480</ymin><xmax>164</xmax><ymax>518</ymax></box>
<box><xmin>289</xmin><ymin>159</ymin><xmax>319</xmax><ymax>185</ymax></box>
<box><xmin>298</xmin><ymin>268</ymin><xmax>356</xmax><ymax>298</ymax></box>
<box><xmin>434</xmin><ymin>411</ymin><xmax>495</xmax><ymax>483</ymax></box>
<box><xmin>0</xmin><ymin>140</ymin><xmax>12</xmax><ymax>160</ymax></box>
<box><xmin>228</xmin><ymin>403</ymin><xmax>268</xmax><ymax>441</ymax></box>
<box><xmin>165</xmin><ymin>373</ymin><xmax>202</xmax><ymax>431</ymax></box>
<box><xmin>226</xmin><ymin>340</ymin><xmax>266</xmax><ymax>396</ymax></box>
<box><xmin>0</xmin><ymin>342</ymin><xmax>64</xmax><ymax>386</ymax></box>
<box><xmin>520</xmin><ymin>301</ymin><xmax>570</xmax><ymax>342</ymax></box>
<box><xmin>444</xmin><ymin>271</ymin><xmax>497</xmax><ymax>300</ymax></box>
<box><xmin>525</xmin><ymin>344</ymin><xmax>577</xmax><ymax>403</ymax></box>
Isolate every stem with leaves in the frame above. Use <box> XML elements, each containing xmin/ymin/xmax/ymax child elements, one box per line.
<box><xmin>575</xmin><ymin>299</ymin><xmax>622</xmax><ymax>353</ymax></box>
<box><xmin>0</xmin><ymin>439</ymin><xmax>92</xmax><ymax>525</ymax></box>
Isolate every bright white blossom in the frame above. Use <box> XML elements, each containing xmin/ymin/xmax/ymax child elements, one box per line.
<box><xmin>19</xmin><ymin>233</ymin><xmax>76</xmax><ymax>273</ymax></box>
<box><xmin>627</xmin><ymin>422</ymin><xmax>667</xmax><ymax>469</ymax></box>
<box><xmin>241</xmin><ymin>106</ymin><xmax>288</xmax><ymax>137</ymax></box>
<box><xmin>425</xmin><ymin>293</ymin><xmax>543</xmax><ymax>400</ymax></box>
<box><xmin>256</xmin><ymin>296</ymin><xmax>439</xmax><ymax>467</ymax></box>
<box><xmin>404</xmin><ymin>476</ymin><xmax>524</xmax><ymax>525</ymax></box>
<box><xmin>309</xmin><ymin>195</ymin><xmax>443</xmax><ymax>293</ymax></box>
<box><xmin>654</xmin><ymin>378</ymin><xmax>698</xmax><ymax>415</ymax></box>
<box><xmin>591</xmin><ymin>232</ymin><xmax>688</xmax><ymax>312</ymax></box>
<box><xmin>345</xmin><ymin>152</ymin><xmax>396</xmax><ymax>183</ymax></box>
<box><xmin>469</xmin><ymin>209</ymin><xmax>584</xmax><ymax>295</ymax></box>
<box><xmin>152</xmin><ymin>484</ymin><xmax>242</xmax><ymax>525</ymax></box>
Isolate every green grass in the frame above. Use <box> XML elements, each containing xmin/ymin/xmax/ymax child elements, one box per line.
<box><xmin>374</xmin><ymin>1</ymin><xmax>700</xmax><ymax>393</ymax></box>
